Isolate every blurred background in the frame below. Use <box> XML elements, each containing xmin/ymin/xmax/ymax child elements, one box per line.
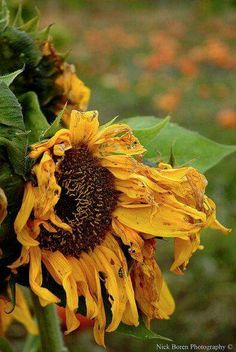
<box><xmin>6</xmin><ymin>0</ymin><xmax>236</xmax><ymax>351</ymax></box>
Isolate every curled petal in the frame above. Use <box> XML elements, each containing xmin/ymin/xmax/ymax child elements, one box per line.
<box><xmin>0</xmin><ymin>188</ymin><xmax>7</xmax><ymax>224</ymax></box>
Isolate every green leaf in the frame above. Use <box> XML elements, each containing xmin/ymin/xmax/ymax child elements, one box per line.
<box><xmin>0</xmin><ymin>163</ymin><xmax>23</xmax><ymax>207</ymax></box>
<box><xmin>0</xmin><ymin>81</ymin><xmax>24</xmax><ymax>129</ymax></box>
<box><xmin>0</xmin><ymin>337</ymin><xmax>15</xmax><ymax>352</ymax></box>
<box><xmin>0</xmin><ymin>67</ymin><xmax>24</xmax><ymax>87</ymax></box>
<box><xmin>122</xmin><ymin>116</ymin><xmax>236</xmax><ymax>173</ymax></box>
<box><xmin>0</xmin><ymin>81</ymin><xmax>27</xmax><ymax>176</ymax></box>
<box><xmin>0</xmin><ymin>0</ymin><xmax>9</xmax><ymax>31</ymax></box>
<box><xmin>42</xmin><ymin>105</ymin><xmax>66</xmax><ymax>139</ymax></box>
<box><xmin>116</xmin><ymin>319</ymin><xmax>172</xmax><ymax>342</ymax></box>
<box><xmin>19</xmin><ymin>92</ymin><xmax>49</xmax><ymax>144</ymax></box>
<box><xmin>131</xmin><ymin>116</ymin><xmax>170</xmax><ymax>148</ymax></box>
<box><xmin>0</xmin><ymin>27</ymin><xmax>42</xmax><ymax>74</ymax></box>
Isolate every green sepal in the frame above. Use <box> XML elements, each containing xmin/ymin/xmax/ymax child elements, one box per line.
<box><xmin>12</xmin><ymin>2</ymin><xmax>24</xmax><ymax>28</ymax></box>
<box><xmin>31</xmin><ymin>23</ymin><xmax>53</xmax><ymax>41</ymax></box>
<box><xmin>42</xmin><ymin>104</ymin><xmax>66</xmax><ymax>139</ymax></box>
<box><xmin>7</xmin><ymin>275</ymin><xmax>16</xmax><ymax>313</ymax></box>
<box><xmin>18</xmin><ymin>15</ymin><xmax>39</xmax><ymax>33</ymax></box>
<box><xmin>19</xmin><ymin>91</ymin><xmax>49</xmax><ymax>144</ymax></box>
<box><xmin>168</xmin><ymin>145</ymin><xmax>176</xmax><ymax>167</ymax></box>
<box><xmin>0</xmin><ymin>0</ymin><xmax>9</xmax><ymax>31</ymax></box>
<box><xmin>122</xmin><ymin>116</ymin><xmax>236</xmax><ymax>173</ymax></box>
<box><xmin>13</xmin><ymin>3</ymin><xmax>39</xmax><ymax>33</ymax></box>
<box><xmin>0</xmin><ymin>67</ymin><xmax>24</xmax><ymax>86</ymax></box>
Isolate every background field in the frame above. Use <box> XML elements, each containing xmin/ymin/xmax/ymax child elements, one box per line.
<box><xmin>6</xmin><ymin>1</ymin><xmax>236</xmax><ymax>351</ymax></box>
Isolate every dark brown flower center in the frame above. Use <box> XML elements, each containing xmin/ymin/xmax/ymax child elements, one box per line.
<box><xmin>38</xmin><ymin>145</ymin><xmax>119</xmax><ymax>258</ymax></box>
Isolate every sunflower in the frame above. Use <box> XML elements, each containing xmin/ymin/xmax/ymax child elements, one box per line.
<box><xmin>10</xmin><ymin>110</ymin><xmax>229</xmax><ymax>346</ymax></box>
<box><xmin>0</xmin><ymin>285</ymin><xmax>38</xmax><ymax>336</ymax></box>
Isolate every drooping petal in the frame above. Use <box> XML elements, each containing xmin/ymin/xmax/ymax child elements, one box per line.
<box><xmin>33</xmin><ymin>152</ymin><xmax>61</xmax><ymax>218</ymax></box>
<box><xmin>68</xmin><ymin>257</ymin><xmax>98</xmax><ymax>319</ymax></box>
<box><xmin>104</xmin><ymin>234</ymin><xmax>139</xmax><ymax>327</ymax></box>
<box><xmin>9</xmin><ymin>247</ymin><xmax>30</xmax><ymax>269</ymax></box>
<box><xmin>29</xmin><ymin>247</ymin><xmax>59</xmax><ymax>306</ymax></box>
<box><xmin>11</xmin><ymin>286</ymin><xmax>38</xmax><ymax>335</ymax></box>
<box><xmin>42</xmin><ymin>250</ymin><xmax>79</xmax><ymax>333</ymax></box>
<box><xmin>30</xmin><ymin>129</ymin><xmax>72</xmax><ymax>159</ymax></box>
<box><xmin>114</xmin><ymin>205</ymin><xmax>204</xmax><ymax>238</ymax></box>
<box><xmin>14</xmin><ymin>183</ymin><xmax>35</xmax><ymax>234</ymax></box>
<box><xmin>170</xmin><ymin>235</ymin><xmax>202</xmax><ymax>274</ymax></box>
<box><xmin>0</xmin><ymin>188</ymin><xmax>7</xmax><ymax>224</ymax></box>
<box><xmin>132</xmin><ymin>240</ymin><xmax>175</xmax><ymax>321</ymax></box>
<box><xmin>112</xmin><ymin>218</ymin><xmax>144</xmax><ymax>262</ymax></box>
<box><xmin>91</xmin><ymin>246</ymin><xmax>124</xmax><ymax>332</ymax></box>
<box><xmin>79</xmin><ymin>252</ymin><xmax>106</xmax><ymax>347</ymax></box>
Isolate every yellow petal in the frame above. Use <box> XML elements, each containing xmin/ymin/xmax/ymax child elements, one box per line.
<box><xmin>14</xmin><ymin>183</ymin><xmax>35</xmax><ymax>234</ymax></box>
<box><xmin>157</xmin><ymin>280</ymin><xmax>175</xmax><ymax>318</ymax></box>
<box><xmin>170</xmin><ymin>235</ymin><xmax>201</xmax><ymax>274</ymax></box>
<box><xmin>0</xmin><ymin>188</ymin><xmax>7</xmax><ymax>224</ymax></box>
<box><xmin>80</xmin><ymin>252</ymin><xmax>106</xmax><ymax>347</ymax></box>
<box><xmin>11</xmin><ymin>286</ymin><xmax>38</xmax><ymax>335</ymax></box>
<box><xmin>9</xmin><ymin>247</ymin><xmax>29</xmax><ymax>269</ymax></box>
<box><xmin>55</xmin><ymin>63</ymin><xmax>90</xmax><ymax>113</ymax></box>
<box><xmin>103</xmin><ymin>235</ymin><xmax>139</xmax><ymax>327</ymax></box>
<box><xmin>112</xmin><ymin>218</ymin><xmax>144</xmax><ymax>262</ymax></box>
<box><xmin>69</xmin><ymin>110</ymin><xmax>99</xmax><ymax>146</ymax></box>
<box><xmin>29</xmin><ymin>247</ymin><xmax>59</xmax><ymax>306</ymax></box>
<box><xmin>42</xmin><ymin>251</ymin><xmax>78</xmax><ymax>313</ymax></box>
<box><xmin>68</xmin><ymin>257</ymin><xmax>98</xmax><ymax>319</ymax></box>
<box><xmin>64</xmin><ymin>306</ymin><xmax>80</xmax><ymax>335</ymax></box>
<box><xmin>92</xmin><ymin>247</ymin><xmax>124</xmax><ymax>332</ymax></box>
<box><xmin>132</xmin><ymin>240</ymin><xmax>175</xmax><ymax>320</ymax></box>
<box><xmin>30</xmin><ymin>129</ymin><xmax>71</xmax><ymax>159</ymax></box>
<box><xmin>114</xmin><ymin>205</ymin><xmax>203</xmax><ymax>238</ymax></box>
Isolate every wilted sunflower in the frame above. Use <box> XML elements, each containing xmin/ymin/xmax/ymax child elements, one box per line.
<box><xmin>41</xmin><ymin>41</ymin><xmax>90</xmax><ymax>122</ymax></box>
<box><xmin>10</xmin><ymin>111</ymin><xmax>229</xmax><ymax>346</ymax></box>
<box><xmin>0</xmin><ymin>285</ymin><xmax>38</xmax><ymax>336</ymax></box>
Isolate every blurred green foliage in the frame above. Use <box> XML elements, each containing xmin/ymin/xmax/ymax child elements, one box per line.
<box><xmin>4</xmin><ymin>0</ymin><xmax>236</xmax><ymax>351</ymax></box>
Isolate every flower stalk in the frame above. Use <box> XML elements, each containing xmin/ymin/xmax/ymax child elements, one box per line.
<box><xmin>31</xmin><ymin>293</ymin><xmax>68</xmax><ymax>352</ymax></box>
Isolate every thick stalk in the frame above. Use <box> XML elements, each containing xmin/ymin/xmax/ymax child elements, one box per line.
<box><xmin>31</xmin><ymin>293</ymin><xmax>67</xmax><ymax>352</ymax></box>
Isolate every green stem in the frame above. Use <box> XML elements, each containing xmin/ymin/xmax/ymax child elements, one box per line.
<box><xmin>31</xmin><ymin>293</ymin><xmax>68</xmax><ymax>352</ymax></box>
<box><xmin>22</xmin><ymin>334</ymin><xmax>40</xmax><ymax>352</ymax></box>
